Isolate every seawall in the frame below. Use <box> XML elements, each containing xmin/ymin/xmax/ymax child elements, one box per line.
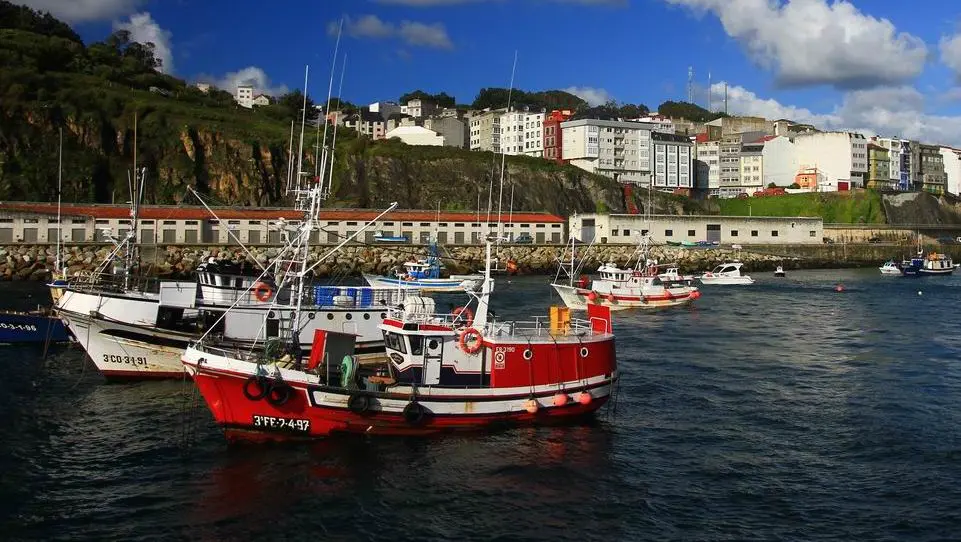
<box><xmin>4</xmin><ymin>242</ymin><xmax>957</xmax><ymax>281</ymax></box>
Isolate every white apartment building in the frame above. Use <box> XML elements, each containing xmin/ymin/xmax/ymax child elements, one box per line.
<box><xmin>873</xmin><ymin>136</ymin><xmax>911</xmax><ymax>190</ymax></box>
<box><xmin>694</xmin><ymin>139</ymin><xmax>720</xmax><ymax>196</ymax></box>
<box><xmin>468</xmin><ymin>109</ymin><xmax>505</xmax><ymax>152</ymax></box>
<box><xmin>406</xmin><ymin>99</ymin><xmax>438</xmax><ymax>118</ymax></box>
<box><xmin>652</xmin><ymin>132</ymin><xmax>693</xmax><ymax>191</ymax></box>
<box><xmin>759</xmin><ymin>135</ymin><xmax>798</xmax><ymax>187</ymax></box>
<box><xmin>635</xmin><ymin>114</ymin><xmax>675</xmax><ymax>134</ymax></box>
<box><xmin>940</xmin><ymin>147</ymin><xmax>961</xmax><ymax>196</ymax></box>
<box><xmin>561</xmin><ymin>119</ymin><xmax>656</xmax><ymax>186</ymax></box>
<box><xmin>739</xmin><ymin>142</ymin><xmax>763</xmax><ymax>192</ymax></box>
<box><xmin>718</xmin><ymin>135</ymin><xmax>743</xmax><ymax>198</ymax></box>
<box><xmin>523</xmin><ymin>112</ymin><xmax>544</xmax><ymax>157</ymax></box>
<box><xmin>793</xmin><ymin>132</ymin><xmax>869</xmax><ymax>188</ymax></box>
<box><xmin>235</xmin><ymin>85</ymin><xmax>254</xmax><ymax>109</ymax></box>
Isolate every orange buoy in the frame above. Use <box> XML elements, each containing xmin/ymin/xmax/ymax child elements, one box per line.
<box><xmin>835</xmin><ymin>284</ymin><xmax>845</xmax><ymax>293</ymax></box>
<box><xmin>606</xmin><ymin>293</ymin><xmax>616</xmax><ymax>303</ymax></box>
<box><xmin>577</xmin><ymin>392</ymin><xmax>592</xmax><ymax>405</ymax></box>
<box><xmin>525</xmin><ymin>399</ymin><xmax>539</xmax><ymax>414</ymax></box>
<box><xmin>586</xmin><ymin>291</ymin><xmax>598</xmax><ymax>302</ymax></box>
<box><xmin>690</xmin><ymin>290</ymin><xmax>701</xmax><ymax>300</ymax></box>
<box><xmin>552</xmin><ymin>393</ymin><xmax>569</xmax><ymax>407</ymax></box>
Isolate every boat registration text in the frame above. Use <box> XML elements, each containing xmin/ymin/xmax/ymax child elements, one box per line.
<box><xmin>252</xmin><ymin>415</ymin><xmax>311</xmax><ymax>433</ymax></box>
<box><xmin>102</xmin><ymin>354</ymin><xmax>148</xmax><ymax>366</ymax></box>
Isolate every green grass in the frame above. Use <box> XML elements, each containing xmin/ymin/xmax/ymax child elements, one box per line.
<box><xmin>716</xmin><ymin>190</ymin><xmax>886</xmax><ymax>224</ymax></box>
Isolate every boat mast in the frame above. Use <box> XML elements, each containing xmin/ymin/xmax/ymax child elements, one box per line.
<box><xmin>317</xmin><ymin>19</ymin><xmax>343</xmax><ymax>199</ymax></box>
<box><xmin>495</xmin><ymin>50</ymin><xmax>518</xmax><ymax>241</ymax></box>
<box><xmin>55</xmin><ymin>127</ymin><xmax>63</xmax><ymax>274</ymax></box>
<box><xmin>325</xmin><ymin>53</ymin><xmax>347</xmax><ymax>198</ymax></box>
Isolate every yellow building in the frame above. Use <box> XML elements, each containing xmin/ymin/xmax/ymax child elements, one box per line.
<box><xmin>867</xmin><ymin>143</ymin><xmax>892</xmax><ymax>189</ymax></box>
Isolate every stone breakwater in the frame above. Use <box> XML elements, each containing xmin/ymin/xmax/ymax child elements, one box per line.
<box><xmin>2</xmin><ymin>243</ymin><xmax>953</xmax><ymax>281</ymax></box>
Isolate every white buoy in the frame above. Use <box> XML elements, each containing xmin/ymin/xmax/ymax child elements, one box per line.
<box><xmin>918</xmin><ymin>291</ymin><xmax>923</xmax><ymax>296</ymax></box>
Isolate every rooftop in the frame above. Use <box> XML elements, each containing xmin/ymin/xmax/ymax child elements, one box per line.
<box><xmin>0</xmin><ymin>202</ymin><xmax>565</xmax><ymax>223</ymax></box>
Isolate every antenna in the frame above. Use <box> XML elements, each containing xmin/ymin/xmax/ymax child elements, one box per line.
<box><xmin>56</xmin><ymin>127</ymin><xmax>62</xmax><ymax>274</ymax></box>
<box><xmin>724</xmin><ymin>82</ymin><xmax>728</xmax><ymax>115</ymax></box>
<box><xmin>687</xmin><ymin>66</ymin><xmax>694</xmax><ymax>103</ymax></box>
<box><xmin>707</xmin><ymin>71</ymin><xmax>712</xmax><ymax>112</ymax></box>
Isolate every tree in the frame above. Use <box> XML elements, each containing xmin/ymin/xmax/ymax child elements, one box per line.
<box><xmin>399</xmin><ymin>90</ymin><xmax>455</xmax><ymax>108</ymax></box>
<box><xmin>657</xmin><ymin>100</ymin><xmax>727</xmax><ymax>123</ymax></box>
<box><xmin>768</xmin><ymin>182</ymin><xmax>777</xmax><ymax>188</ymax></box>
<box><xmin>277</xmin><ymin>90</ymin><xmax>318</xmax><ymax>120</ymax></box>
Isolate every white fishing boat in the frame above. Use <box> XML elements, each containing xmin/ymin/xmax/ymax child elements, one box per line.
<box><xmin>699</xmin><ymin>262</ymin><xmax>755</xmax><ymax>285</ymax></box>
<box><xmin>54</xmin><ymin>62</ymin><xmax>420</xmax><ymax>379</ymax></box>
<box><xmin>774</xmin><ymin>265</ymin><xmax>786</xmax><ymax>278</ymax></box>
<box><xmin>551</xmin><ymin>235</ymin><xmax>701</xmax><ymax>311</ymax></box>
<box><xmin>363</xmin><ymin>241</ymin><xmax>481</xmax><ymax>293</ymax></box>
<box><xmin>879</xmin><ymin>260</ymin><xmax>901</xmax><ymax>275</ymax></box>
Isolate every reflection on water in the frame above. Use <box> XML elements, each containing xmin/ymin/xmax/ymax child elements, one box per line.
<box><xmin>2</xmin><ymin>271</ymin><xmax>961</xmax><ymax>539</ymax></box>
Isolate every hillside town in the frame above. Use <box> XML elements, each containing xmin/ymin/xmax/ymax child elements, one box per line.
<box><xmin>231</xmin><ymin>85</ymin><xmax>959</xmax><ymax>200</ymax></box>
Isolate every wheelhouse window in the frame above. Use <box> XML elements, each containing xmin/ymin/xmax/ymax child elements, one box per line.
<box><xmin>383</xmin><ymin>331</ymin><xmax>407</xmax><ymax>353</ymax></box>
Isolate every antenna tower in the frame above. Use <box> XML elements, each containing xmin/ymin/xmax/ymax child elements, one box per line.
<box><xmin>707</xmin><ymin>71</ymin><xmax>712</xmax><ymax>111</ymax></box>
<box><xmin>687</xmin><ymin>66</ymin><xmax>694</xmax><ymax>103</ymax></box>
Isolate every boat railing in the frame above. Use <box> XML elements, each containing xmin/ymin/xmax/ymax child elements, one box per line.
<box><xmin>61</xmin><ymin>272</ymin><xmax>161</xmax><ymax>294</ymax></box>
<box><xmin>309</xmin><ymin>285</ymin><xmax>418</xmax><ymax>309</ymax></box>
<box><xmin>387</xmin><ymin>308</ymin><xmax>604</xmax><ymax>337</ymax></box>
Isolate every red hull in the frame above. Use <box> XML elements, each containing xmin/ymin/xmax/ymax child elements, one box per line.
<box><xmin>192</xmin><ymin>369</ymin><xmax>612</xmax><ymax>442</ymax></box>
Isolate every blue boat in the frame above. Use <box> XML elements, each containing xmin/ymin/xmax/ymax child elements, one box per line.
<box><xmin>902</xmin><ymin>251</ymin><xmax>954</xmax><ymax>277</ymax></box>
<box><xmin>0</xmin><ymin>309</ymin><xmax>69</xmax><ymax>344</ymax></box>
<box><xmin>373</xmin><ymin>231</ymin><xmax>409</xmax><ymax>243</ymax></box>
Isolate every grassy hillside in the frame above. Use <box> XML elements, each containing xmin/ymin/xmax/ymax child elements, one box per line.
<box><xmin>716</xmin><ymin>191</ymin><xmax>886</xmax><ymax>224</ymax></box>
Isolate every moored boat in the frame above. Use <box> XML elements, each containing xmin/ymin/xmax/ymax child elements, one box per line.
<box><xmin>699</xmin><ymin>262</ymin><xmax>755</xmax><ymax>285</ymax></box>
<box><xmin>363</xmin><ymin>241</ymin><xmax>481</xmax><ymax>293</ymax></box>
<box><xmin>879</xmin><ymin>260</ymin><xmax>901</xmax><ymax>275</ymax></box>
<box><xmin>551</xmin><ymin>235</ymin><xmax>700</xmax><ymax>311</ymax></box>
<box><xmin>774</xmin><ymin>265</ymin><xmax>786</xmax><ymax>278</ymax></box>
<box><xmin>0</xmin><ymin>308</ymin><xmax>69</xmax><ymax>344</ymax></box>
<box><xmin>182</xmin><ymin>241</ymin><xmax>618</xmax><ymax>441</ymax></box>
<box><xmin>901</xmin><ymin>251</ymin><xmax>954</xmax><ymax>277</ymax></box>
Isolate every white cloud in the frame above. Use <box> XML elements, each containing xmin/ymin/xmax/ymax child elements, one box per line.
<box><xmin>209</xmin><ymin>67</ymin><xmax>288</xmax><ymax>97</ymax></box>
<box><xmin>940</xmin><ymin>33</ymin><xmax>961</xmax><ymax>79</ymax></box>
<box><xmin>665</xmin><ymin>0</ymin><xmax>927</xmax><ymax>89</ymax></box>
<box><xmin>113</xmin><ymin>12</ymin><xmax>173</xmax><ymax>73</ymax></box>
<box><xmin>713</xmin><ymin>81</ymin><xmax>961</xmax><ymax>147</ymax></box>
<box><xmin>564</xmin><ymin>86</ymin><xmax>613</xmax><ymax>106</ymax></box>
<box><xmin>398</xmin><ymin>21</ymin><xmax>453</xmax><ymax>49</ymax></box>
<box><xmin>332</xmin><ymin>14</ymin><xmax>454</xmax><ymax>49</ymax></box>
<box><xmin>16</xmin><ymin>0</ymin><xmax>143</xmax><ymax>22</ymax></box>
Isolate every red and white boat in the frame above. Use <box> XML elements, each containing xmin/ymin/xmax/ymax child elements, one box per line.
<box><xmin>551</xmin><ymin>236</ymin><xmax>700</xmax><ymax>311</ymax></box>
<box><xmin>181</xmin><ymin>242</ymin><xmax>619</xmax><ymax>441</ymax></box>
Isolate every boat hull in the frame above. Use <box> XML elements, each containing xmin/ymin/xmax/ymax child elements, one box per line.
<box><xmin>363</xmin><ymin>274</ymin><xmax>480</xmax><ymax>293</ymax></box>
<box><xmin>183</xmin><ymin>352</ymin><xmax>615</xmax><ymax>441</ymax></box>
<box><xmin>0</xmin><ymin>311</ymin><xmax>70</xmax><ymax>343</ymax></box>
<box><xmin>699</xmin><ymin>276</ymin><xmax>755</xmax><ymax>285</ymax></box>
<box><xmin>551</xmin><ymin>283</ymin><xmax>696</xmax><ymax>310</ymax></box>
<box><xmin>59</xmin><ymin>309</ymin><xmax>192</xmax><ymax>379</ymax></box>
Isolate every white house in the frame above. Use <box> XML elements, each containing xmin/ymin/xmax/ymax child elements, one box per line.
<box><xmin>235</xmin><ymin>85</ymin><xmax>254</xmax><ymax>109</ymax></box>
<box><xmin>757</xmin><ymin>135</ymin><xmax>798</xmax><ymax>187</ymax></box>
<box><xmin>385</xmin><ymin>125</ymin><xmax>444</xmax><ymax>146</ymax></box>
<box><xmin>252</xmin><ymin>94</ymin><xmax>270</xmax><ymax>107</ymax></box>
<box><xmin>940</xmin><ymin>147</ymin><xmax>961</xmax><ymax>196</ymax></box>
<box><xmin>792</xmin><ymin>132</ymin><xmax>868</xmax><ymax>189</ymax></box>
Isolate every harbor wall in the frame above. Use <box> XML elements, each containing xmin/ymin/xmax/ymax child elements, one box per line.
<box><xmin>3</xmin><ymin>242</ymin><xmax>959</xmax><ymax>281</ymax></box>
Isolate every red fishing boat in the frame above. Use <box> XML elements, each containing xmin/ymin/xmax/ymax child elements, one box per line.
<box><xmin>182</xmin><ymin>243</ymin><xmax>618</xmax><ymax>441</ymax></box>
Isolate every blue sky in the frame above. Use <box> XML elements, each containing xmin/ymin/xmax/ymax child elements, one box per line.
<box><xmin>18</xmin><ymin>0</ymin><xmax>961</xmax><ymax>145</ymax></box>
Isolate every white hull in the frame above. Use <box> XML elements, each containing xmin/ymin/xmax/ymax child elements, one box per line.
<box><xmin>59</xmin><ymin>310</ymin><xmax>190</xmax><ymax>378</ymax></box>
<box><xmin>363</xmin><ymin>273</ymin><xmax>481</xmax><ymax>293</ymax></box>
<box><xmin>879</xmin><ymin>267</ymin><xmax>901</xmax><ymax>275</ymax></box>
<box><xmin>699</xmin><ymin>276</ymin><xmax>755</xmax><ymax>285</ymax></box>
<box><xmin>552</xmin><ymin>283</ymin><xmax>695</xmax><ymax>310</ymax></box>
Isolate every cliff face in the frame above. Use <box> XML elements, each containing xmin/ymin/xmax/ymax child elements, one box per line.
<box><xmin>0</xmin><ymin>105</ymin><xmax>711</xmax><ymax>216</ymax></box>
<box><xmin>882</xmin><ymin>192</ymin><xmax>961</xmax><ymax>225</ymax></box>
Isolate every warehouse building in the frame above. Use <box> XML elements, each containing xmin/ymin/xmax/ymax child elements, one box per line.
<box><xmin>0</xmin><ymin>203</ymin><xmax>567</xmax><ymax>245</ymax></box>
<box><xmin>570</xmin><ymin>213</ymin><xmax>824</xmax><ymax>245</ymax></box>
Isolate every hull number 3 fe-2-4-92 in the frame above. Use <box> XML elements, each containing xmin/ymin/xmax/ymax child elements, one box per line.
<box><xmin>253</xmin><ymin>415</ymin><xmax>311</xmax><ymax>433</ymax></box>
<box><xmin>102</xmin><ymin>354</ymin><xmax>148</xmax><ymax>366</ymax></box>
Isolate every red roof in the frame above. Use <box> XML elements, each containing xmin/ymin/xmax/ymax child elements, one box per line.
<box><xmin>0</xmin><ymin>202</ymin><xmax>564</xmax><ymax>223</ymax></box>
<box><xmin>694</xmin><ymin>133</ymin><xmax>709</xmax><ymax>143</ymax></box>
<box><xmin>753</xmin><ymin>135</ymin><xmax>778</xmax><ymax>143</ymax></box>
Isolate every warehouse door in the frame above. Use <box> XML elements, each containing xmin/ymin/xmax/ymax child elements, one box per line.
<box><xmin>706</xmin><ymin>224</ymin><xmax>721</xmax><ymax>243</ymax></box>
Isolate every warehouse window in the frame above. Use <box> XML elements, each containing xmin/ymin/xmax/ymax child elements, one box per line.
<box><xmin>731</xmin><ymin>230</ymin><xmax>738</xmax><ymax>237</ymax></box>
<box><xmin>665</xmin><ymin>229</ymin><xmax>673</xmax><ymax>237</ymax></box>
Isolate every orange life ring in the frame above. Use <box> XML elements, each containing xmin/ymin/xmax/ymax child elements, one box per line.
<box><xmin>253</xmin><ymin>281</ymin><xmax>273</xmax><ymax>302</ymax></box>
<box><xmin>458</xmin><ymin>327</ymin><xmax>484</xmax><ymax>354</ymax></box>
<box><xmin>452</xmin><ymin>306</ymin><xmax>474</xmax><ymax>326</ymax></box>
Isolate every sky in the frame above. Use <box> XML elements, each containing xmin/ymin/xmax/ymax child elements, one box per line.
<box><xmin>16</xmin><ymin>0</ymin><xmax>961</xmax><ymax>145</ymax></box>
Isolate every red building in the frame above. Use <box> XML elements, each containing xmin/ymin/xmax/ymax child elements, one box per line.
<box><xmin>543</xmin><ymin>109</ymin><xmax>573</xmax><ymax>163</ymax></box>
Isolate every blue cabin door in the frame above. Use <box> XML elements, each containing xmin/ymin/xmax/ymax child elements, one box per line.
<box><xmin>421</xmin><ymin>336</ymin><xmax>444</xmax><ymax>385</ymax></box>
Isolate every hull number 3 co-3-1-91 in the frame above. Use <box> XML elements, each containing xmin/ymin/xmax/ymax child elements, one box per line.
<box><xmin>102</xmin><ymin>354</ymin><xmax>148</xmax><ymax>366</ymax></box>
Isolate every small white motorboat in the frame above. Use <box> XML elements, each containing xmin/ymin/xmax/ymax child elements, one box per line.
<box><xmin>774</xmin><ymin>265</ymin><xmax>786</xmax><ymax>278</ymax></box>
<box><xmin>879</xmin><ymin>260</ymin><xmax>901</xmax><ymax>275</ymax></box>
<box><xmin>699</xmin><ymin>262</ymin><xmax>755</xmax><ymax>285</ymax></box>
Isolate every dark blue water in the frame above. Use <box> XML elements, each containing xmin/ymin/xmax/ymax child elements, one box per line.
<box><xmin>2</xmin><ymin>270</ymin><xmax>961</xmax><ymax>541</ymax></box>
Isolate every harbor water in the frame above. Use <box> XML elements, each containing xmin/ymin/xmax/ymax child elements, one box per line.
<box><xmin>2</xmin><ymin>269</ymin><xmax>961</xmax><ymax>541</ymax></box>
